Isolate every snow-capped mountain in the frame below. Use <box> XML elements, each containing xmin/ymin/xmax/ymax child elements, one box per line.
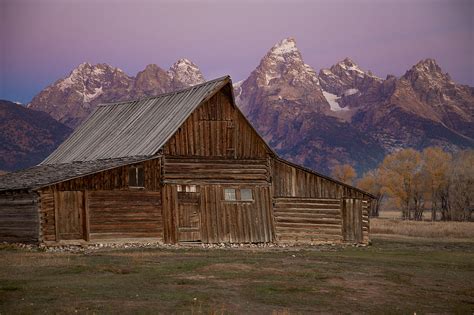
<box><xmin>319</xmin><ymin>57</ymin><xmax>382</xmax><ymax>97</ymax></box>
<box><xmin>236</xmin><ymin>38</ymin><xmax>327</xmax><ymax>116</ymax></box>
<box><xmin>28</xmin><ymin>63</ymin><xmax>133</xmax><ymax>128</ymax></box>
<box><xmin>168</xmin><ymin>58</ymin><xmax>205</xmax><ymax>87</ymax></box>
<box><xmin>348</xmin><ymin>58</ymin><xmax>474</xmax><ymax>153</ymax></box>
<box><xmin>234</xmin><ymin>38</ymin><xmax>385</xmax><ymax>173</ymax></box>
<box><xmin>234</xmin><ymin>38</ymin><xmax>474</xmax><ymax>174</ymax></box>
<box><xmin>28</xmin><ymin>60</ymin><xmax>205</xmax><ymax>128</ymax></box>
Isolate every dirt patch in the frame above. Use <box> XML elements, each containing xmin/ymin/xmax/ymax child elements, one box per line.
<box><xmin>199</xmin><ymin>263</ymin><xmax>254</xmax><ymax>273</ymax></box>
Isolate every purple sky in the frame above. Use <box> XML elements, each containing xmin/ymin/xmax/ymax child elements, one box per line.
<box><xmin>1</xmin><ymin>0</ymin><xmax>473</xmax><ymax>104</ymax></box>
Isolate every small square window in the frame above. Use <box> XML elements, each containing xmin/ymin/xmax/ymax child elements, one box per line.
<box><xmin>177</xmin><ymin>185</ymin><xmax>182</xmax><ymax>192</ymax></box>
<box><xmin>241</xmin><ymin>189</ymin><xmax>253</xmax><ymax>201</ymax></box>
<box><xmin>187</xmin><ymin>185</ymin><xmax>197</xmax><ymax>193</ymax></box>
<box><xmin>224</xmin><ymin>188</ymin><xmax>236</xmax><ymax>201</ymax></box>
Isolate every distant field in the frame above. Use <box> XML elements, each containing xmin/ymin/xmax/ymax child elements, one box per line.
<box><xmin>371</xmin><ymin>218</ymin><xmax>474</xmax><ymax>239</ymax></box>
<box><xmin>1</xmin><ymin>236</ymin><xmax>473</xmax><ymax>314</ymax></box>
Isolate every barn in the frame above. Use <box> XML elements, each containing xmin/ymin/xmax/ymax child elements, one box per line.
<box><xmin>0</xmin><ymin>76</ymin><xmax>373</xmax><ymax>245</ymax></box>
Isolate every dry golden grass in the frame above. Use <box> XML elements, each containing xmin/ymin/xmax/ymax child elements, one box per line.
<box><xmin>371</xmin><ymin>218</ymin><xmax>474</xmax><ymax>239</ymax></box>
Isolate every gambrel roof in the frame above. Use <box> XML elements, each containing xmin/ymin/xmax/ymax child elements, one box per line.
<box><xmin>43</xmin><ymin>76</ymin><xmax>232</xmax><ymax>164</ymax></box>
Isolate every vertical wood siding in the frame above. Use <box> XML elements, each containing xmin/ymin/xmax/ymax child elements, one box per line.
<box><xmin>48</xmin><ymin>158</ymin><xmax>161</xmax><ymax>192</ymax></box>
<box><xmin>162</xmin><ymin>184</ymin><xmax>274</xmax><ymax>244</ymax></box>
<box><xmin>200</xmin><ymin>185</ymin><xmax>273</xmax><ymax>243</ymax></box>
<box><xmin>272</xmin><ymin>159</ymin><xmax>367</xmax><ymax>199</ymax></box>
<box><xmin>163</xmin><ymin>90</ymin><xmax>268</xmax><ymax>159</ymax></box>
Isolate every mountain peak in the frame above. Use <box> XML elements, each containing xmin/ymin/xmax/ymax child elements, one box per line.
<box><xmin>411</xmin><ymin>58</ymin><xmax>444</xmax><ymax>75</ymax></box>
<box><xmin>77</xmin><ymin>62</ymin><xmax>92</xmax><ymax>69</ymax></box>
<box><xmin>340</xmin><ymin>57</ymin><xmax>357</xmax><ymax>67</ymax></box>
<box><xmin>404</xmin><ymin>58</ymin><xmax>453</xmax><ymax>86</ymax></box>
<box><xmin>168</xmin><ymin>58</ymin><xmax>205</xmax><ymax>86</ymax></box>
<box><xmin>142</xmin><ymin>64</ymin><xmax>165</xmax><ymax>72</ymax></box>
<box><xmin>254</xmin><ymin>37</ymin><xmax>318</xmax><ymax>86</ymax></box>
<box><xmin>269</xmin><ymin>37</ymin><xmax>298</xmax><ymax>56</ymax></box>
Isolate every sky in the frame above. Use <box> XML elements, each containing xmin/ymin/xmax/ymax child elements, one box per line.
<box><xmin>1</xmin><ymin>0</ymin><xmax>473</xmax><ymax>104</ymax></box>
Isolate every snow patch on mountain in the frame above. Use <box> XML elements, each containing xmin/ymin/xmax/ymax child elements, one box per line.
<box><xmin>343</xmin><ymin>88</ymin><xmax>359</xmax><ymax>96</ymax></box>
<box><xmin>270</xmin><ymin>38</ymin><xmax>298</xmax><ymax>56</ymax></box>
<box><xmin>83</xmin><ymin>87</ymin><xmax>103</xmax><ymax>102</ymax></box>
<box><xmin>322</xmin><ymin>90</ymin><xmax>348</xmax><ymax>111</ymax></box>
<box><xmin>58</xmin><ymin>77</ymin><xmax>75</xmax><ymax>91</ymax></box>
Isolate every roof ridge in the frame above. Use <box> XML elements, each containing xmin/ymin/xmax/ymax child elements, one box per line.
<box><xmin>97</xmin><ymin>75</ymin><xmax>230</xmax><ymax>107</ymax></box>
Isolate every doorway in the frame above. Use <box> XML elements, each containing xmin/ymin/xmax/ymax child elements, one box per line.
<box><xmin>176</xmin><ymin>185</ymin><xmax>201</xmax><ymax>242</ymax></box>
<box><xmin>54</xmin><ymin>191</ymin><xmax>86</xmax><ymax>241</ymax></box>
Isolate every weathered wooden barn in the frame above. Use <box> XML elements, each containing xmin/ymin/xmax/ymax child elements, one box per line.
<box><xmin>0</xmin><ymin>76</ymin><xmax>373</xmax><ymax>245</ymax></box>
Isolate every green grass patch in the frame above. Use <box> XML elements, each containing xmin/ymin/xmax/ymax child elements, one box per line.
<box><xmin>0</xmin><ymin>237</ymin><xmax>473</xmax><ymax>314</ymax></box>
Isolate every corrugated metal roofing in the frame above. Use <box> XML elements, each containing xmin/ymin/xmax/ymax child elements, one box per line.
<box><xmin>42</xmin><ymin>76</ymin><xmax>230</xmax><ymax>164</ymax></box>
<box><xmin>0</xmin><ymin>156</ymin><xmax>152</xmax><ymax>191</ymax></box>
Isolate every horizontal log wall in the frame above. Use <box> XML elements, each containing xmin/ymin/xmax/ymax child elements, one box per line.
<box><xmin>163</xmin><ymin>157</ymin><xmax>270</xmax><ymax>184</ymax></box>
<box><xmin>0</xmin><ymin>192</ymin><xmax>39</xmax><ymax>243</ymax></box>
<box><xmin>39</xmin><ymin>190</ymin><xmax>56</xmax><ymax>242</ymax></box>
<box><xmin>362</xmin><ymin>200</ymin><xmax>370</xmax><ymax>243</ymax></box>
<box><xmin>272</xmin><ymin>159</ymin><xmax>366</xmax><ymax>199</ymax></box>
<box><xmin>163</xmin><ymin>89</ymin><xmax>269</xmax><ymax>159</ymax></box>
<box><xmin>273</xmin><ymin>197</ymin><xmax>342</xmax><ymax>243</ymax></box>
<box><xmin>88</xmin><ymin>191</ymin><xmax>163</xmax><ymax>240</ymax></box>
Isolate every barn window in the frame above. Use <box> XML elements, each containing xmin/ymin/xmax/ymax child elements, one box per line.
<box><xmin>240</xmin><ymin>189</ymin><xmax>253</xmax><ymax>201</ymax></box>
<box><xmin>129</xmin><ymin>165</ymin><xmax>144</xmax><ymax>188</ymax></box>
<box><xmin>224</xmin><ymin>188</ymin><xmax>236</xmax><ymax>201</ymax></box>
<box><xmin>186</xmin><ymin>185</ymin><xmax>197</xmax><ymax>193</ymax></box>
<box><xmin>177</xmin><ymin>184</ymin><xmax>197</xmax><ymax>193</ymax></box>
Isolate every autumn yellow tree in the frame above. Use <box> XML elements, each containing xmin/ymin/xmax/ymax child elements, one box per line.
<box><xmin>448</xmin><ymin>150</ymin><xmax>474</xmax><ymax>221</ymax></box>
<box><xmin>330</xmin><ymin>163</ymin><xmax>357</xmax><ymax>185</ymax></box>
<box><xmin>358</xmin><ymin>169</ymin><xmax>384</xmax><ymax>217</ymax></box>
<box><xmin>379</xmin><ymin>148</ymin><xmax>423</xmax><ymax>220</ymax></box>
<box><xmin>421</xmin><ymin>147</ymin><xmax>452</xmax><ymax>221</ymax></box>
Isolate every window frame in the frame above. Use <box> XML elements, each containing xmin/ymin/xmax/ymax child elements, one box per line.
<box><xmin>128</xmin><ymin>165</ymin><xmax>145</xmax><ymax>189</ymax></box>
<box><xmin>177</xmin><ymin>184</ymin><xmax>198</xmax><ymax>193</ymax></box>
<box><xmin>240</xmin><ymin>188</ymin><xmax>254</xmax><ymax>201</ymax></box>
<box><xmin>224</xmin><ymin>188</ymin><xmax>237</xmax><ymax>201</ymax></box>
<box><xmin>223</xmin><ymin>187</ymin><xmax>254</xmax><ymax>203</ymax></box>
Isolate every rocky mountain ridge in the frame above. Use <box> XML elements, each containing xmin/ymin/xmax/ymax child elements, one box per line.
<box><xmin>235</xmin><ymin>38</ymin><xmax>474</xmax><ymax>173</ymax></box>
<box><xmin>14</xmin><ymin>38</ymin><xmax>474</xmax><ymax>175</ymax></box>
<box><xmin>28</xmin><ymin>59</ymin><xmax>205</xmax><ymax>128</ymax></box>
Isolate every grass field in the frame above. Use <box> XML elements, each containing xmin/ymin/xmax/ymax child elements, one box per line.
<box><xmin>1</xmin><ymin>234</ymin><xmax>473</xmax><ymax>314</ymax></box>
<box><xmin>371</xmin><ymin>218</ymin><xmax>474</xmax><ymax>239</ymax></box>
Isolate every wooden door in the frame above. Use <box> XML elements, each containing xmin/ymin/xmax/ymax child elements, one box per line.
<box><xmin>177</xmin><ymin>192</ymin><xmax>201</xmax><ymax>242</ymax></box>
<box><xmin>55</xmin><ymin>191</ymin><xmax>85</xmax><ymax>240</ymax></box>
<box><xmin>341</xmin><ymin>198</ymin><xmax>363</xmax><ymax>243</ymax></box>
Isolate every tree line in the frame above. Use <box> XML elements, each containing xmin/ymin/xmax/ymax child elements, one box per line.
<box><xmin>330</xmin><ymin>147</ymin><xmax>474</xmax><ymax>221</ymax></box>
